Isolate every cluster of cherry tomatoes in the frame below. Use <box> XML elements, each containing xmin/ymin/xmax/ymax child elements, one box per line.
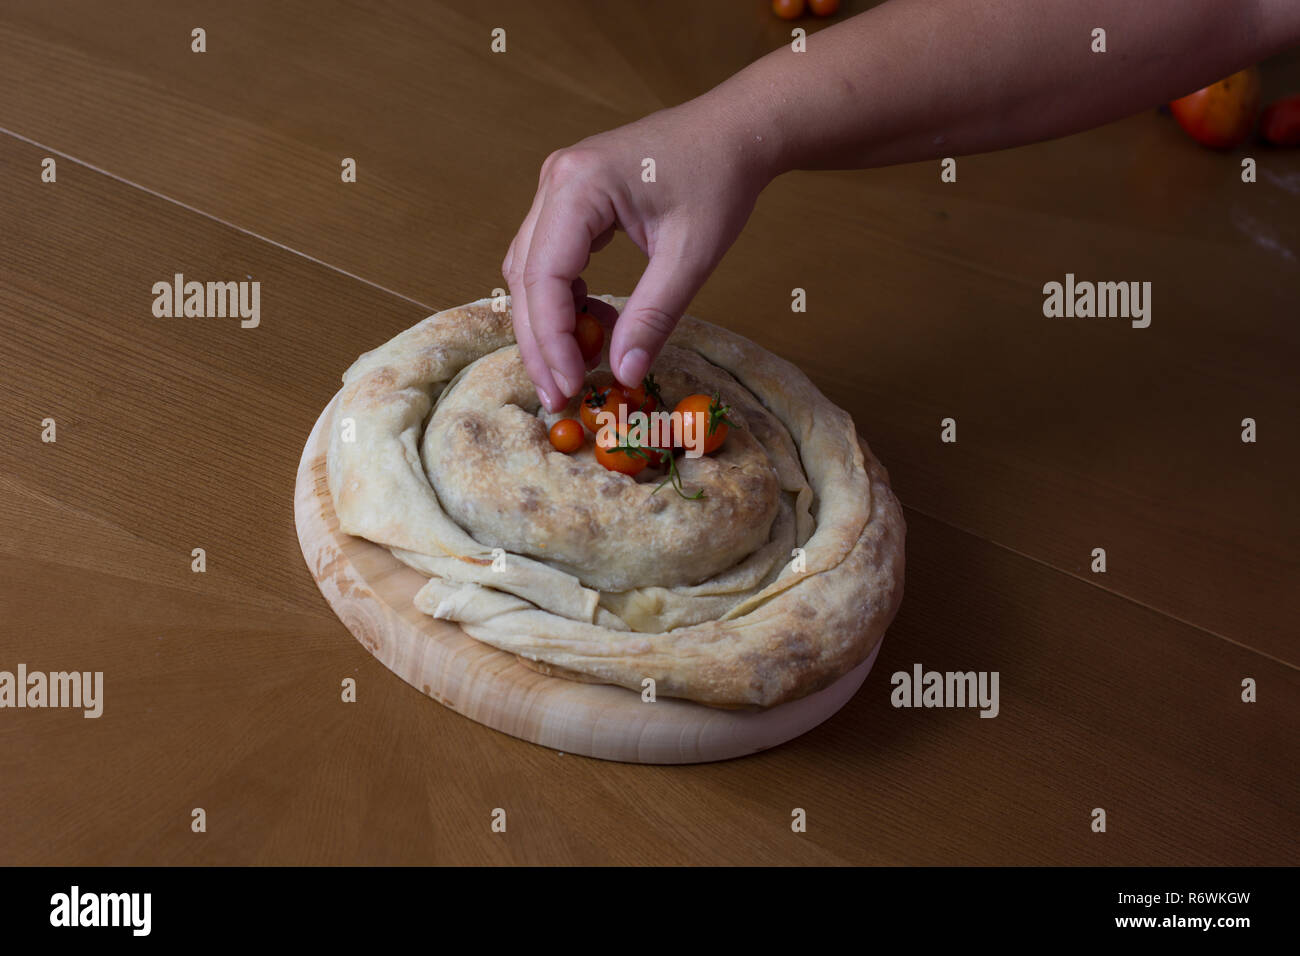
<box><xmin>548</xmin><ymin>375</ymin><xmax>732</xmax><ymax>479</ymax></box>
<box><xmin>546</xmin><ymin>308</ymin><xmax>732</xmax><ymax>482</ymax></box>
<box><xmin>772</xmin><ymin>0</ymin><xmax>840</xmax><ymax>19</ymax></box>
<box><xmin>1170</xmin><ymin>67</ymin><xmax>1300</xmax><ymax>149</ymax></box>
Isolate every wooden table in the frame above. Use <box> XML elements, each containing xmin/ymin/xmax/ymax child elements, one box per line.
<box><xmin>1</xmin><ymin>0</ymin><xmax>1296</xmax><ymax>865</ymax></box>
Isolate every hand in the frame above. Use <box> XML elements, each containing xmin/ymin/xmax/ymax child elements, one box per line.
<box><xmin>502</xmin><ymin>100</ymin><xmax>771</xmax><ymax>410</ymax></box>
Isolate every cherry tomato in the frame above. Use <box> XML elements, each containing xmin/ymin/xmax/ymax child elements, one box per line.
<box><xmin>579</xmin><ymin>384</ymin><xmax>619</xmax><ymax>435</ymax></box>
<box><xmin>594</xmin><ymin>430</ymin><xmax>649</xmax><ymax>477</ymax></box>
<box><xmin>1169</xmin><ymin>67</ymin><xmax>1261</xmax><ymax>149</ymax></box>
<box><xmin>672</xmin><ymin>393</ymin><xmax>732</xmax><ymax>455</ymax></box>
<box><xmin>1260</xmin><ymin>94</ymin><xmax>1300</xmax><ymax>147</ymax></box>
<box><xmin>771</xmin><ymin>0</ymin><xmax>805</xmax><ymax>20</ymax></box>
<box><xmin>575</xmin><ymin>309</ymin><xmax>604</xmax><ymax>363</ymax></box>
<box><xmin>580</xmin><ymin>379</ymin><xmax>656</xmax><ymax>439</ymax></box>
<box><xmin>603</xmin><ymin>387</ymin><xmax>655</xmax><ymax>447</ymax></box>
<box><xmin>618</xmin><ymin>381</ymin><xmax>657</xmax><ymax>416</ymax></box>
<box><xmin>548</xmin><ymin>418</ymin><xmax>584</xmax><ymax>454</ymax></box>
<box><xmin>808</xmin><ymin>0</ymin><xmax>840</xmax><ymax>15</ymax></box>
<box><xmin>615</xmin><ymin>374</ymin><xmax>665</xmax><ymax>445</ymax></box>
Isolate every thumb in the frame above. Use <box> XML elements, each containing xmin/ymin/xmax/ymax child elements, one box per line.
<box><xmin>610</xmin><ymin>245</ymin><xmax>708</xmax><ymax>387</ymax></box>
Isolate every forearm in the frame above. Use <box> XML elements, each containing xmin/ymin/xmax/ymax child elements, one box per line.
<box><xmin>503</xmin><ymin>0</ymin><xmax>1299</xmax><ymax>402</ymax></box>
<box><xmin>701</xmin><ymin>0</ymin><xmax>1300</xmax><ymax>177</ymax></box>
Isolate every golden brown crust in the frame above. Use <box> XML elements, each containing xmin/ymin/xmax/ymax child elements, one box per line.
<box><xmin>328</xmin><ymin>295</ymin><xmax>906</xmax><ymax>708</ymax></box>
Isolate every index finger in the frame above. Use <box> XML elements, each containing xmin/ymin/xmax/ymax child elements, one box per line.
<box><xmin>521</xmin><ymin>189</ymin><xmax>614</xmax><ymax>400</ymax></box>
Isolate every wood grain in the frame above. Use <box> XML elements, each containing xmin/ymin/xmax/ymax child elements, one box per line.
<box><xmin>294</xmin><ymin>393</ymin><xmax>878</xmax><ymax>764</ymax></box>
<box><xmin>0</xmin><ymin>1</ymin><xmax>1296</xmax><ymax>865</ymax></box>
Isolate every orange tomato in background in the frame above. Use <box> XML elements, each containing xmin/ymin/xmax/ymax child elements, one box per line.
<box><xmin>1260</xmin><ymin>94</ymin><xmax>1300</xmax><ymax>147</ymax></box>
<box><xmin>808</xmin><ymin>0</ymin><xmax>841</xmax><ymax>15</ymax></box>
<box><xmin>1169</xmin><ymin>67</ymin><xmax>1261</xmax><ymax>149</ymax></box>
<box><xmin>771</xmin><ymin>0</ymin><xmax>805</xmax><ymax>20</ymax></box>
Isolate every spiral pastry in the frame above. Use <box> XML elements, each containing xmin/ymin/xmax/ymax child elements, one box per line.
<box><xmin>328</xmin><ymin>296</ymin><xmax>905</xmax><ymax>707</ymax></box>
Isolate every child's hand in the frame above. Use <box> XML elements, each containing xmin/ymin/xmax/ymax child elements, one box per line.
<box><xmin>502</xmin><ymin>101</ymin><xmax>772</xmax><ymax>411</ymax></box>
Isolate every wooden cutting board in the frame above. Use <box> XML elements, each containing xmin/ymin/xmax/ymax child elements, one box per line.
<box><xmin>294</xmin><ymin>393</ymin><xmax>880</xmax><ymax>764</ymax></box>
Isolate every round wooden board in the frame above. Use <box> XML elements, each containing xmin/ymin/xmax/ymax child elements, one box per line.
<box><xmin>294</xmin><ymin>393</ymin><xmax>880</xmax><ymax>764</ymax></box>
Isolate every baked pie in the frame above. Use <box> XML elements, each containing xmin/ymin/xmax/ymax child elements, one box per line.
<box><xmin>328</xmin><ymin>296</ymin><xmax>905</xmax><ymax>708</ymax></box>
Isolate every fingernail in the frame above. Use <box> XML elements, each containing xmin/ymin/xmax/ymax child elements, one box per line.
<box><xmin>551</xmin><ymin>369</ymin><xmax>577</xmax><ymax>397</ymax></box>
<box><xmin>618</xmin><ymin>348</ymin><xmax>649</xmax><ymax>385</ymax></box>
<box><xmin>537</xmin><ymin>385</ymin><xmax>557</xmax><ymax>411</ymax></box>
